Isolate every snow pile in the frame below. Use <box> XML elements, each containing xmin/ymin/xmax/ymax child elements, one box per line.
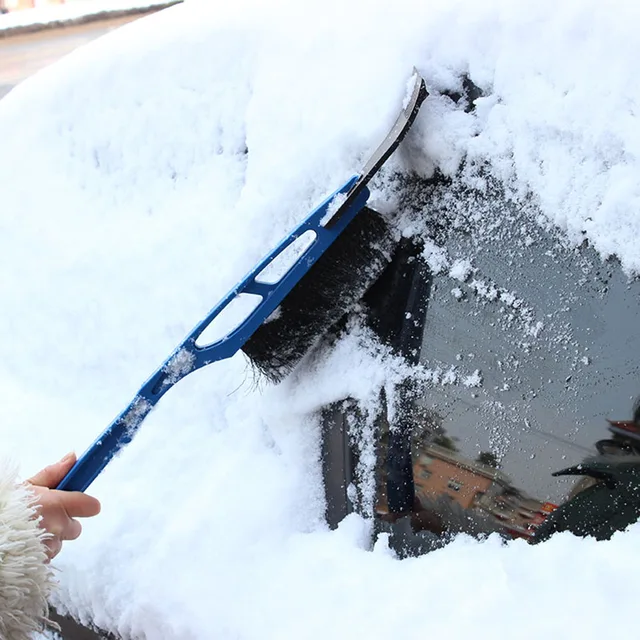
<box><xmin>1</xmin><ymin>0</ymin><xmax>640</xmax><ymax>637</ymax></box>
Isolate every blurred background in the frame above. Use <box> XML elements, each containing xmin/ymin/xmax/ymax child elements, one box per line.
<box><xmin>2</xmin><ymin>0</ymin><xmax>66</xmax><ymax>11</ymax></box>
<box><xmin>0</xmin><ymin>0</ymin><xmax>178</xmax><ymax>100</ymax></box>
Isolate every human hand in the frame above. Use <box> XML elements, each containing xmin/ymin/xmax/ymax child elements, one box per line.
<box><xmin>27</xmin><ymin>452</ymin><xmax>101</xmax><ymax>560</ymax></box>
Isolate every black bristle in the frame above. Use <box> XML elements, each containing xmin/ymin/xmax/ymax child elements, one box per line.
<box><xmin>242</xmin><ymin>206</ymin><xmax>395</xmax><ymax>382</ymax></box>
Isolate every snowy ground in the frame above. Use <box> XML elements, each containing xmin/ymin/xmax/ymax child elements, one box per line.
<box><xmin>0</xmin><ymin>0</ymin><xmax>178</xmax><ymax>34</ymax></box>
<box><xmin>1</xmin><ymin>0</ymin><xmax>640</xmax><ymax>638</ymax></box>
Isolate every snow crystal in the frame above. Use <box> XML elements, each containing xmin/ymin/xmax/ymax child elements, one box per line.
<box><xmin>162</xmin><ymin>348</ymin><xmax>196</xmax><ymax>385</ymax></box>
<box><xmin>500</xmin><ymin>291</ymin><xmax>518</xmax><ymax>307</ymax></box>
<box><xmin>121</xmin><ymin>396</ymin><xmax>152</xmax><ymax>430</ymax></box>
<box><xmin>463</xmin><ymin>370</ymin><xmax>483</xmax><ymax>388</ymax></box>
<box><xmin>470</xmin><ymin>278</ymin><xmax>499</xmax><ymax>302</ymax></box>
<box><xmin>449</xmin><ymin>258</ymin><xmax>473</xmax><ymax>282</ymax></box>
<box><xmin>441</xmin><ymin>367</ymin><xmax>458</xmax><ymax>385</ymax></box>
<box><xmin>527</xmin><ymin>320</ymin><xmax>545</xmax><ymax>339</ymax></box>
<box><xmin>421</xmin><ymin>240</ymin><xmax>449</xmax><ymax>274</ymax></box>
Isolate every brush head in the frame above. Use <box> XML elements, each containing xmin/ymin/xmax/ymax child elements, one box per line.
<box><xmin>242</xmin><ymin>206</ymin><xmax>395</xmax><ymax>382</ymax></box>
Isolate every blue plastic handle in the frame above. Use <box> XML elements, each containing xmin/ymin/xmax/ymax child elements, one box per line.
<box><xmin>57</xmin><ymin>175</ymin><xmax>370</xmax><ymax>492</ymax></box>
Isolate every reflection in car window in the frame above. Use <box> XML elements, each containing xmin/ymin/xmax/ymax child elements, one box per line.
<box><xmin>363</xmin><ymin>176</ymin><xmax>640</xmax><ymax>548</ymax></box>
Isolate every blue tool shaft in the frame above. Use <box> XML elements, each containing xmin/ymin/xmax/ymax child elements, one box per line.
<box><xmin>57</xmin><ymin>71</ymin><xmax>429</xmax><ymax>492</ymax></box>
<box><xmin>58</xmin><ymin>177</ymin><xmax>369</xmax><ymax>492</ymax></box>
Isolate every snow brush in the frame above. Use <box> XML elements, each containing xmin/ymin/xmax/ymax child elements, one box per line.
<box><xmin>57</xmin><ymin>71</ymin><xmax>428</xmax><ymax>493</ymax></box>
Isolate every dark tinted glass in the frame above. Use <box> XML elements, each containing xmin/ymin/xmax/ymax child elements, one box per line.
<box><xmin>404</xmin><ymin>181</ymin><xmax>640</xmax><ymax>543</ymax></box>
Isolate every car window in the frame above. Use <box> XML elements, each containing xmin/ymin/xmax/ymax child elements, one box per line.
<box><xmin>332</xmin><ymin>177</ymin><xmax>640</xmax><ymax>551</ymax></box>
<box><xmin>403</xmin><ymin>181</ymin><xmax>640</xmax><ymax>542</ymax></box>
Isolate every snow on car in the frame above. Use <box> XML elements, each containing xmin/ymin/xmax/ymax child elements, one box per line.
<box><xmin>1</xmin><ymin>0</ymin><xmax>640</xmax><ymax>637</ymax></box>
